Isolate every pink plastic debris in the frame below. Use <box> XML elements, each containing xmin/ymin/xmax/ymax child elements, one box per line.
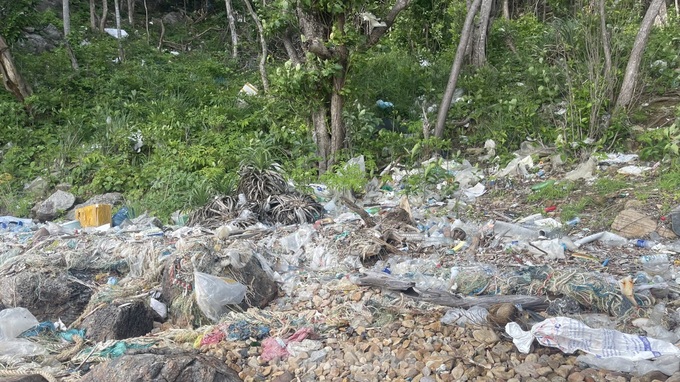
<box><xmin>261</xmin><ymin>337</ymin><xmax>288</xmax><ymax>361</ymax></box>
<box><xmin>260</xmin><ymin>327</ymin><xmax>315</xmax><ymax>361</ymax></box>
<box><xmin>200</xmin><ymin>327</ymin><xmax>226</xmax><ymax>346</ymax></box>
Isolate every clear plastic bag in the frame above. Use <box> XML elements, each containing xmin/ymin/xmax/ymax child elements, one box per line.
<box><xmin>0</xmin><ymin>307</ymin><xmax>40</xmax><ymax>340</ymax></box>
<box><xmin>441</xmin><ymin>306</ymin><xmax>489</xmax><ymax>327</ymax></box>
<box><xmin>194</xmin><ymin>271</ymin><xmax>247</xmax><ymax>322</ymax></box>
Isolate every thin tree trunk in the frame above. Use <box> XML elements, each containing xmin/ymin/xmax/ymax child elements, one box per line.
<box><xmin>472</xmin><ymin>0</ymin><xmax>493</xmax><ymax>67</ymax></box>
<box><xmin>282</xmin><ymin>28</ymin><xmax>301</xmax><ymax>65</ymax></box>
<box><xmin>313</xmin><ymin>107</ymin><xmax>330</xmax><ymax>174</ymax></box>
<box><xmin>89</xmin><ymin>0</ymin><xmax>98</xmax><ymax>31</ymax></box>
<box><xmin>676</xmin><ymin>0</ymin><xmax>679</xmax><ymax>18</ymax></box>
<box><xmin>127</xmin><ymin>0</ymin><xmax>135</xmax><ymax>24</ymax></box>
<box><xmin>63</xmin><ymin>0</ymin><xmax>71</xmax><ymax>36</ymax></box>
<box><xmin>144</xmin><ymin>0</ymin><xmax>149</xmax><ymax>42</ymax></box>
<box><xmin>158</xmin><ymin>19</ymin><xmax>165</xmax><ymax>50</ymax></box>
<box><xmin>614</xmin><ymin>0</ymin><xmax>663</xmax><ymax>111</ymax></box>
<box><xmin>654</xmin><ymin>0</ymin><xmax>667</xmax><ymax>25</ymax></box>
<box><xmin>242</xmin><ymin>0</ymin><xmax>269</xmax><ymax>92</ymax></box>
<box><xmin>65</xmin><ymin>41</ymin><xmax>79</xmax><ymax>70</ymax></box>
<box><xmin>502</xmin><ymin>0</ymin><xmax>510</xmax><ymax>19</ymax></box>
<box><xmin>434</xmin><ymin>0</ymin><xmax>483</xmax><ymax>138</ymax></box>
<box><xmin>224</xmin><ymin>0</ymin><xmax>238</xmax><ymax>58</ymax></box>
<box><xmin>599</xmin><ymin>0</ymin><xmax>612</xmax><ymax>78</ymax></box>
<box><xmin>114</xmin><ymin>0</ymin><xmax>124</xmax><ymax>62</ymax></box>
<box><xmin>0</xmin><ymin>34</ymin><xmax>33</xmax><ymax>103</ymax></box>
<box><xmin>100</xmin><ymin>0</ymin><xmax>109</xmax><ymax>32</ymax></box>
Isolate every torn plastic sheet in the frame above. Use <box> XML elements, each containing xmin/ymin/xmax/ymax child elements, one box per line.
<box><xmin>599</xmin><ymin>153</ymin><xmax>639</xmax><ymax>165</ymax></box>
<box><xmin>506</xmin><ymin>316</ymin><xmax>680</xmax><ymax>360</ymax></box>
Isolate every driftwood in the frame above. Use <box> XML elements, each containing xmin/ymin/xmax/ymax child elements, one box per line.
<box><xmin>355</xmin><ymin>272</ymin><xmax>547</xmax><ymax>310</ymax></box>
<box><xmin>340</xmin><ymin>196</ymin><xmax>375</xmax><ymax>227</ymax></box>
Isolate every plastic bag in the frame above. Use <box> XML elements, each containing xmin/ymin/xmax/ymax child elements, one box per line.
<box><xmin>506</xmin><ymin>316</ymin><xmax>680</xmax><ymax>360</ymax></box>
<box><xmin>279</xmin><ymin>226</ymin><xmax>315</xmax><ymax>252</ymax></box>
<box><xmin>194</xmin><ymin>271</ymin><xmax>247</xmax><ymax>322</ymax></box>
<box><xmin>441</xmin><ymin>306</ymin><xmax>489</xmax><ymax>327</ymax></box>
<box><xmin>0</xmin><ymin>307</ymin><xmax>40</xmax><ymax>340</ymax></box>
<box><xmin>0</xmin><ymin>339</ymin><xmax>47</xmax><ymax>357</ymax></box>
<box><xmin>577</xmin><ymin>354</ymin><xmax>680</xmax><ymax>376</ymax></box>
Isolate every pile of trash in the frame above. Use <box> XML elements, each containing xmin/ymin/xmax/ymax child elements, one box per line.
<box><xmin>2</xmin><ymin>147</ymin><xmax>680</xmax><ymax>381</ymax></box>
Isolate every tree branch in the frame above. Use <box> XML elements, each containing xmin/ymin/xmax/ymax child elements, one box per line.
<box><xmin>366</xmin><ymin>0</ymin><xmax>411</xmax><ymax>47</ymax></box>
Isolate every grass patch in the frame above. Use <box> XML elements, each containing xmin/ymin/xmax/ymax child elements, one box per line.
<box><xmin>527</xmin><ymin>181</ymin><xmax>576</xmax><ymax>203</ymax></box>
<box><xmin>561</xmin><ymin>196</ymin><xmax>593</xmax><ymax>221</ymax></box>
<box><xmin>593</xmin><ymin>177</ymin><xmax>629</xmax><ymax>196</ymax></box>
<box><xmin>658</xmin><ymin>171</ymin><xmax>680</xmax><ymax>193</ymax></box>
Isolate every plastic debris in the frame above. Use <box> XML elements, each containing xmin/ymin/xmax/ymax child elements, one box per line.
<box><xmin>506</xmin><ymin>316</ymin><xmax>680</xmax><ymax>360</ymax></box>
<box><xmin>261</xmin><ymin>327</ymin><xmax>315</xmax><ymax>361</ymax></box>
<box><xmin>194</xmin><ymin>271</ymin><xmax>247</xmax><ymax>322</ymax></box>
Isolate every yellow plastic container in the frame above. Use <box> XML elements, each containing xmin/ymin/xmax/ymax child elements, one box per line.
<box><xmin>75</xmin><ymin>204</ymin><xmax>112</xmax><ymax>227</ymax></box>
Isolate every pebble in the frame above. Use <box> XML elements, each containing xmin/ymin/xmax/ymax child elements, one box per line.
<box><xmin>472</xmin><ymin>328</ymin><xmax>500</xmax><ymax>344</ymax></box>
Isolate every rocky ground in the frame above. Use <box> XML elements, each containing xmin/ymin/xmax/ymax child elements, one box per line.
<box><xmin>2</xmin><ymin>150</ymin><xmax>680</xmax><ymax>382</ymax></box>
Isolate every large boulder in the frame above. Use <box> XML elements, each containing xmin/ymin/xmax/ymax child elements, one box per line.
<box><xmin>161</xmin><ymin>239</ymin><xmax>279</xmax><ymax>326</ymax></box>
<box><xmin>31</xmin><ymin>190</ymin><xmax>76</xmax><ymax>221</ymax></box>
<box><xmin>81</xmin><ymin>299</ymin><xmax>156</xmax><ymax>342</ymax></box>
<box><xmin>0</xmin><ymin>269</ymin><xmax>91</xmax><ymax>325</ymax></box>
<box><xmin>80</xmin><ymin>352</ymin><xmax>242</xmax><ymax>382</ymax></box>
<box><xmin>17</xmin><ymin>24</ymin><xmax>62</xmax><ymax>54</ymax></box>
<box><xmin>67</xmin><ymin>192</ymin><xmax>124</xmax><ymax>220</ymax></box>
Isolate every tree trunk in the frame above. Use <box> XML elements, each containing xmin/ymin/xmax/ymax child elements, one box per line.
<box><xmin>63</xmin><ymin>0</ymin><xmax>71</xmax><ymax>36</ymax></box>
<box><xmin>90</xmin><ymin>0</ymin><xmax>98</xmax><ymax>31</ymax></box>
<box><xmin>312</xmin><ymin>107</ymin><xmax>331</xmax><ymax>174</ymax></box>
<box><xmin>0</xmin><ymin>34</ymin><xmax>33</xmax><ymax>103</ymax></box>
<box><xmin>282</xmin><ymin>28</ymin><xmax>301</xmax><ymax>65</ymax></box>
<box><xmin>114</xmin><ymin>0</ymin><xmax>125</xmax><ymax>61</ymax></box>
<box><xmin>434</xmin><ymin>0</ymin><xmax>483</xmax><ymax>138</ymax></box>
<box><xmin>614</xmin><ymin>0</ymin><xmax>663</xmax><ymax>111</ymax></box>
<box><xmin>144</xmin><ymin>0</ymin><xmax>150</xmax><ymax>41</ymax></box>
<box><xmin>599</xmin><ymin>0</ymin><xmax>612</xmax><ymax>78</ymax></box>
<box><xmin>654</xmin><ymin>0</ymin><xmax>667</xmax><ymax>25</ymax></box>
<box><xmin>127</xmin><ymin>0</ymin><xmax>135</xmax><ymax>24</ymax></box>
<box><xmin>472</xmin><ymin>0</ymin><xmax>493</xmax><ymax>67</ymax></box>
<box><xmin>65</xmin><ymin>41</ymin><xmax>79</xmax><ymax>70</ymax></box>
<box><xmin>328</xmin><ymin>14</ymin><xmax>350</xmax><ymax>168</ymax></box>
<box><xmin>100</xmin><ymin>0</ymin><xmax>109</xmax><ymax>32</ymax></box>
<box><xmin>242</xmin><ymin>0</ymin><xmax>269</xmax><ymax>92</ymax></box>
<box><xmin>502</xmin><ymin>0</ymin><xmax>510</xmax><ymax>19</ymax></box>
<box><xmin>224</xmin><ymin>0</ymin><xmax>238</xmax><ymax>58</ymax></box>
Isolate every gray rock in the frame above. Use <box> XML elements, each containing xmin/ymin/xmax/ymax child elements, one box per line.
<box><xmin>0</xmin><ymin>376</ymin><xmax>49</xmax><ymax>382</ymax></box>
<box><xmin>67</xmin><ymin>192</ymin><xmax>124</xmax><ymax>220</ymax></box>
<box><xmin>18</xmin><ymin>24</ymin><xmax>62</xmax><ymax>54</ymax></box>
<box><xmin>81</xmin><ymin>300</ymin><xmax>155</xmax><ymax>342</ymax></box>
<box><xmin>23</xmin><ymin>176</ymin><xmax>49</xmax><ymax>196</ymax></box>
<box><xmin>80</xmin><ymin>352</ymin><xmax>242</xmax><ymax>382</ymax></box>
<box><xmin>18</xmin><ymin>34</ymin><xmax>57</xmax><ymax>54</ymax></box>
<box><xmin>31</xmin><ymin>190</ymin><xmax>75</xmax><ymax>221</ymax></box>
<box><xmin>41</xmin><ymin>24</ymin><xmax>62</xmax><ymax>41</ymax></box>
<box><xmin>162</xmin><ymin>12</ymin><xmax>186</xmax><ymax>25</ymax></box>
<box><xmin>0</xmin><ymin>270</ymin><xmax>91</xmax><ymax>325</ymax></box>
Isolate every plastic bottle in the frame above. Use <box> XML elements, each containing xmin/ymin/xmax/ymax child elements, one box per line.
<box><xmin>640</xmin><ymin>254</ymin><xmax>671</xmax><ymax>279</ymax></box>
<box><xmin>633</xmin><ymin>239</ymin><xmax>656</xmax><ymax>249</ymax></box>
<box><xmin>566</xmin><ymin>217</ymin><xmax>581</xmax><ymax>226</ymax></box>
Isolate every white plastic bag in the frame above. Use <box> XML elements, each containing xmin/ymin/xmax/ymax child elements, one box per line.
<box><xmin>506</xmin><ymin>317</ymin><xmax>680</xmax><ymax>360</ymax></box>
<box><xmin>194</xmin><ymin>272</ymin><xmax>247</xmax><ymax>322</ymax></box>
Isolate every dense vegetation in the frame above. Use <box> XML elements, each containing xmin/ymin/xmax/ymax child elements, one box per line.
<box><xmin>0</xmin><ymin>0</ymin><xmax>679</xmax><ymax>221</ymax></box>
